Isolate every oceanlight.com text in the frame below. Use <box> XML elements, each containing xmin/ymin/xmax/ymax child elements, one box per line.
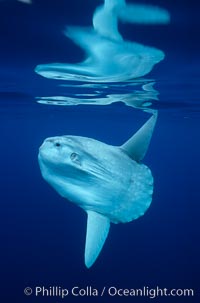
<box><xmin>24</xmin><ymin>285</ymin><xmax>195</xmax><ymax>299</ymax></box>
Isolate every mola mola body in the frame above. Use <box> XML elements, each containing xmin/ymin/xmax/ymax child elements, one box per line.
<box><xmin>38</xmin><ymin>113</ymin><xmax>157</xmax><ymax>268</ymax></box>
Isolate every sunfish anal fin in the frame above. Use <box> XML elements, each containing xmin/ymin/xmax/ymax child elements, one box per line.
<box><xmin>85</xmin><ymin>210</ymin><xmax>110</xmax><ymax>268</ymax></box>
<box><xmin>121</xmin><ymin>112</ymin><xmax>158</xmax><ymax>162</ymax></box>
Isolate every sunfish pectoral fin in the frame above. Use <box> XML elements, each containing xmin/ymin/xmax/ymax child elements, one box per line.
<box><xmin>85</xmin><ymin>210</ymin><xmax>110</xmax><ymax>268</ymax></box>
<box><xmin>121</xmin><ymin>111</ymin><xmax>158</xmax><ymax>162</ymax></box>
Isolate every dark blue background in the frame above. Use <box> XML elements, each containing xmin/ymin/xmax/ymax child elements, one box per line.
<box><xmin>0</xmin><ymin>0</ymin><xmax>200</xmax><ymax>302</ymax></box>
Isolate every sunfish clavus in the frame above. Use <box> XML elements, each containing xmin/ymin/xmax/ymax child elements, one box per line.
<box><xmin>38</xmin><ymin>113</ymin><xmax>157</xmax><ymax>268</ymax></box>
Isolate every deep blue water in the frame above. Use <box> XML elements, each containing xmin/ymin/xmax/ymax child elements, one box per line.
<box><xmin>0</xmin><ymin>0</ymin><xmax>200</xmax><ymax>302</ymax></box>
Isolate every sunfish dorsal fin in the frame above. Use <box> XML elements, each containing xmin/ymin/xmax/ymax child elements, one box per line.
<box><xmin>85</xmin><ymin>210</ymin><xmax>110</xmax><ymax>268</ymax></box>
<box><xmin>18</xmin><ymin>0</ymin><xmax>32</xmax><ymax>4</ymax></box>
<box><xmin>121</xmin><ymin>112</ymin><xmax>158</xmax><ymax>162</ymax></box>
<box><xmin>118</xmin><ymin>4</ymin><xmax>170</xmax><ymax>25</ymax></box>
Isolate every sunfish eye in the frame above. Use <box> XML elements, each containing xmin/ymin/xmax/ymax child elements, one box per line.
<box><xmin>70</xmin><ymin>152</ymin><xmax>78</xmax><ymax>161</ymax></box>
<box><xmin>55</xmin><ymin>142</ymin><xmax>61</xmax><ymax>147</ymax></box>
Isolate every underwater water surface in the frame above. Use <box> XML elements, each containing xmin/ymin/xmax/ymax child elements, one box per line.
<box><xmin>0</xmin><ymin>0</ymin><xmax>200</xmax><ymax>302</ymax></box>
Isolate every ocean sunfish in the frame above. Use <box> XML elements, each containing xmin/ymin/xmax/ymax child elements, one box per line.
<box><xmin>35</xmin><ymin>1</ymin><xmax>170</xmax><ymax>82</ymax></box>
<box><xmin>38</xmin><ymin>113</ymin><xmax>157</xmax><ymax>268</ymax></box>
